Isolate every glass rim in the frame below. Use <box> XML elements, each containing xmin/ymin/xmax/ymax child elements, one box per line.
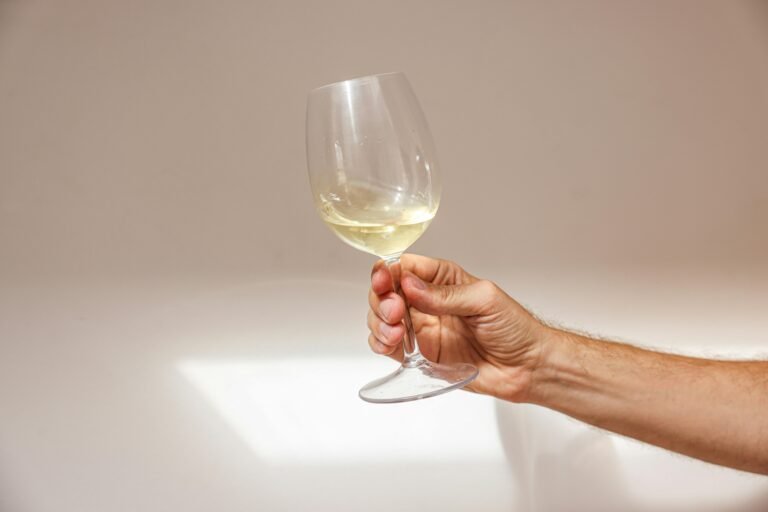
<box><xmin>309</xmin><ymin>71</ymin><xmax>405</xmax><ymax>94</ymax></box>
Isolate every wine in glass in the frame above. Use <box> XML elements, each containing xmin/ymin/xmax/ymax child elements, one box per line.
<box><xmin>306</xmin><ymin>72</ymin><xmax>478</xmax><ymax>403</ymax></box>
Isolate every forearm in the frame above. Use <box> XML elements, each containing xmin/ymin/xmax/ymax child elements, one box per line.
<box><xmin>527</xmin><ymin>328</ymin><xmax>768</xmax><ymax>474</ymax></box>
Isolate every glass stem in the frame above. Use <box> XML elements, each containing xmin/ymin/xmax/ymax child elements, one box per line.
<box><xmin>385</xmin><ymin>256</ymin><xmax>425</xmax><ymax>367</ymax></box>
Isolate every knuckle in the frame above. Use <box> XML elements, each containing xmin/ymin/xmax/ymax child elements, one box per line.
<box><xmin>440</xmin><ymin>258</ymin><xmax>467</xmax><ymax>283</ymax></box>
<box><xmin>368</xmin><ymin>334</ymin><xmax>381</xmax><ymax>352</ymax></box>
<box><xmin>442</xmin><ymin>258</ymin><xmax>459</xmax><ymax>270</ymax></box>
<box><xmin>477</xmin><ymin>279</ymin><xmax>499</xmax><ymax>296</ymax></box>
<box><xmin>439</xmin><ymin>258</ymin><xmax>458</xmax><ymax>279</ymax></box>
<box><xmin>476</xmin><ymin>279</ymin><xmax>501</xmax><ymax>312</ymax></box>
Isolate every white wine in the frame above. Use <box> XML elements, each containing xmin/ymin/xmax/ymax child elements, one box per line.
<box><xmin>322</xmin><ymin>215</ymin><xmax>434</xmax><ymax>258</ymax></box>
<box><xmin>318</xmin><ymin>183</ymin><xmax>437</xmax><ymax>258</ymax></box>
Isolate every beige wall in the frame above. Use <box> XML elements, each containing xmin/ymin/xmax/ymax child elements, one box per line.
<box><xmin>1</xmin><ymin>0</ymin><xmax>767</xmax><ymax>285</ymax></box>
<box><xmin>2</xmin><ymin>4</ymin><xmax>768</xmax><ymax>511</ymax></box>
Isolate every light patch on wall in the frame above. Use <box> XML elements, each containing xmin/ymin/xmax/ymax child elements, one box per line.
<box><xmin>178</xmin><ymin>357</ymin><xmax>505</xmax><ymax>465</ymax></box>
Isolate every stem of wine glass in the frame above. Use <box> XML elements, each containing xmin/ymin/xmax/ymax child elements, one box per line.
<box><xmin>384</xmin><ymin>256</ymin><xmax>426</xmax><ymax>367</ymax></box>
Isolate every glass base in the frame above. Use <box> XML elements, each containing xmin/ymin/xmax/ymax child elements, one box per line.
<box><xmin>359</xmin><ymin>358</ymin><xmax>478</xmax><ymax>403</ymax></box>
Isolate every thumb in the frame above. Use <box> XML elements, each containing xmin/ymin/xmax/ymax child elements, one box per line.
<box><xmin>401</xmin><ymin>271</ymin><xmax>494</xmax><ymax>316</ymax></box>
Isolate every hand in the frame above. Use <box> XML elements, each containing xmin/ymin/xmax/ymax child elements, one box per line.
<box><xmin>367</xmin><ymin>254</ymin><xmax>549</xmax><ymax>402</ymax></box>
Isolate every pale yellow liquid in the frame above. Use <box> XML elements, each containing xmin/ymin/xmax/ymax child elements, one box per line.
<box><xmin>318</xmin><ymin>183</ymin><xmax>437</xmax><ymax>258</ymax></box>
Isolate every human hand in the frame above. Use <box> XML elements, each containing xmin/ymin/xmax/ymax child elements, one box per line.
<box><xmin>367</xmin><ymin>254</ymin><xmax>549</xmax><ymax>402</ymax></box>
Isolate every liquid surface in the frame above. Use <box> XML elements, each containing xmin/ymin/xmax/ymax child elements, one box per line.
<box><xmin>318</xmin><ymin>183</ymin><xmax>437</xmax><ymax>258</ymax></box>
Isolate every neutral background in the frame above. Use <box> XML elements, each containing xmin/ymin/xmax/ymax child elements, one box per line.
<box><xmin>1</xmin><ymin>1</ymin><xmax>767</xmax><ymax>511</ymax></box>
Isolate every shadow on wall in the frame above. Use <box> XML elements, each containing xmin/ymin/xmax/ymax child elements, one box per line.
<box><xmin>495</xmin><ymin>401</ymin><xmax>768</xmax><ymax>512</ymax></box>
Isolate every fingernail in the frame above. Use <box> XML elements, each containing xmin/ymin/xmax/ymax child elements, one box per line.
<box><xmin>380</xmin><ymin>299</ymin><xmax>394</xmax><ymax>320</ymax></box>
<box><xmin>406</xmin><ymin>275</ymin><xmax>426</xmax><ymax>290</ymax></box>
<box><xmin>379</xmin><ymin>322</ymin><xmax>393</xmax><ymax>338</ymax></box>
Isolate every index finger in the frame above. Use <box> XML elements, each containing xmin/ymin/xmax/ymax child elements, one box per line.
<box><xmin>370</xmin><ymin>260</ymin><xmax>393</xmax><ymax>296</ymax></box>
<box><xmin>400</xmin><ymin>253</ymin><xmax>477</xmax><ymax>286</ymax></box>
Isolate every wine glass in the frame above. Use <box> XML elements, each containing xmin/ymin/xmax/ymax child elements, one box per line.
<box><xmin>306</xmin><ymin>72</ymin><xmax>478</xmax><ymax>403</ymax></box>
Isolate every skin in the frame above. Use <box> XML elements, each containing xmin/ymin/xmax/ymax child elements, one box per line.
<box><xmin>367</xmin><ymin>254</ymin><xmax>768</xmax><ymax>475</ymax></box>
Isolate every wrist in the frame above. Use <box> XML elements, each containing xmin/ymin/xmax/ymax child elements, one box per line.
<box><xmin>489</xmin><ymin>323</ymin><xmax>574</xmax><ymax>404</ymax></box>
<box><xmin>524</xmin><ymin>325</ymin><xmax>578</xmax><ymax>405</ymax></box>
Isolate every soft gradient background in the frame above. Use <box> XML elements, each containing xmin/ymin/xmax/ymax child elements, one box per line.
<box><xmin>1</xmin><ymin>1</ymin><xmax>767</xmax><ymax>511</ymax></box>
